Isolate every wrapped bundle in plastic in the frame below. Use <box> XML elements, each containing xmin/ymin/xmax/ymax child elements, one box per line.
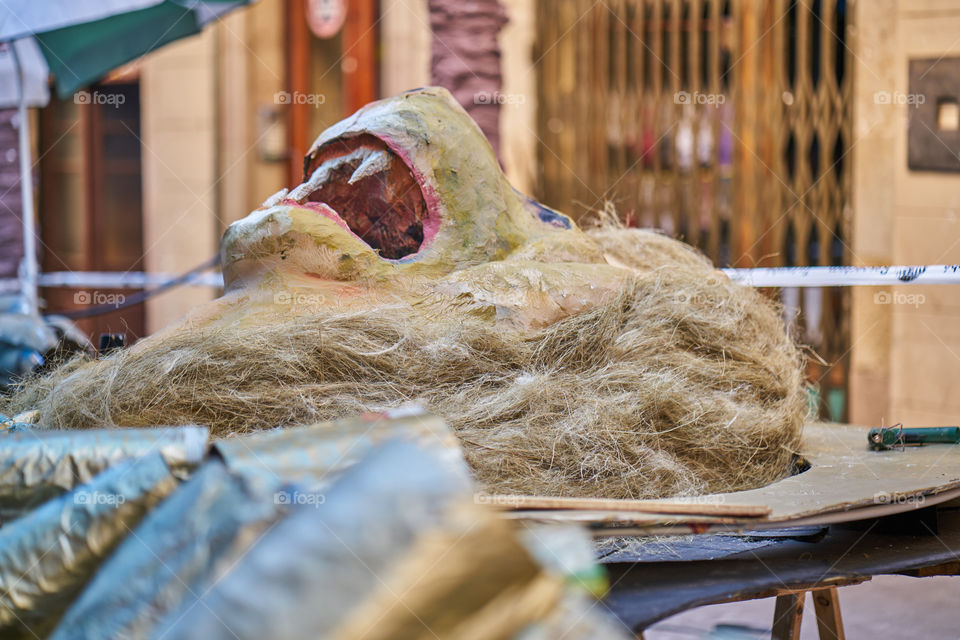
<box><xmin>0</xmin><ymin>453</ymin><xmax>178</xmax><ymax>637</ymax></box>
<box><xmin>0</xmin><ymin>425</ymin><xmax>207</xmax><ymax>520</ymax></box>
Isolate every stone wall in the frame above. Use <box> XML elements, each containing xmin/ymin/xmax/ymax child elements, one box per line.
<box><xmin>428</xmin><ymin>0</ymin><xmax>508</xmax><ymax>156</ymax></box>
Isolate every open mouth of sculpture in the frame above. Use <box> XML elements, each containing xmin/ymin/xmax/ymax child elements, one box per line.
<box><xmin>283</xmin><ymin>134</ymin><xmax>433</xmax><ymax>260</ymax></box>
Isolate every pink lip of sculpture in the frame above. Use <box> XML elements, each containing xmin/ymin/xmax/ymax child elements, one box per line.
<box><xmin>272</xmin><ymin>129</ymin><xmax>445</xmax><ymax>264</ymax></box>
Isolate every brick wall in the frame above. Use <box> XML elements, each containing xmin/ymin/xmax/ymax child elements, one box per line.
<box><xmin>0</xmin><ymin>109</ymin><xmax>24</xmax><ymax>279</ymax></box>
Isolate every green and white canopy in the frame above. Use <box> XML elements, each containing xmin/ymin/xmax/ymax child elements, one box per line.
<box><xmin>0</xmin><ymin>0</ymin><xmax>254</xmax><ymax>316</ymax></box>
<box><xmin>0</xmin><ymin>0</ymin><xmax>254</xmax><ymax>107</ymax></box>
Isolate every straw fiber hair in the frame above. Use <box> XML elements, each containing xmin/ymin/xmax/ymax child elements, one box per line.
<box><xmin>4</xmin><ymin>229</ymin><xmax>808</xmax><ymax>499</ymax></box>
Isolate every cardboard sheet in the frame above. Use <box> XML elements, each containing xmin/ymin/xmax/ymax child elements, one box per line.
<box><xmin>503</xmin><ymin>423</ymin><xmax>960</xmax><ymax>535</ymax></box>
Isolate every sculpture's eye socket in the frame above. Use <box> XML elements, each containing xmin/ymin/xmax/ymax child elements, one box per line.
<box><xmin>300</xmin><ymin>135</ymin><xmax>429</xmax><ymax>259</ymax></box>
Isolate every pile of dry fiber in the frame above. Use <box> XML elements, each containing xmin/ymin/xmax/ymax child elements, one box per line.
<box><xmin>3</xmin><ymin>229</ymin><xmax>808</xmax><ymax>499</ymax></box>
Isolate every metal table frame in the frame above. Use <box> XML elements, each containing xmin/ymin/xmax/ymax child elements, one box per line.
<box><xmin>601</xmin><ymin>505</ymin><xmax>960</xmax><ymax>638</ymax></box>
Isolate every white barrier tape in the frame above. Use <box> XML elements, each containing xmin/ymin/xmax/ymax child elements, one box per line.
<box><xmin>1</xmin><ymin>265</ymin><xmax>959</xmax><ymax>295</ymax></box>
<box><xmin>723</xmin><ymin>265</ymin><xmax>960</xmax><ymax>287</ymax></box>
<box><xmin>0</xmin><ymin>271</ymin><xmax>224</xmax><ymax>292</ymax></box>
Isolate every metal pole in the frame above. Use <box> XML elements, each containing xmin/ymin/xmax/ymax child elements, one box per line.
<box><xmin>11</xmin><ymin>42</ymin><xmax>38</xmax><ymax>316</ymax></box>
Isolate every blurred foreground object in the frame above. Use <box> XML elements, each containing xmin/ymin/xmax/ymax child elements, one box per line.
<box><xmin>0</xmin><ymin>294</ymin><xmax>90</xmax><ymax>388</ymax></box>
<box><xmin>0</xmin><ymin>425</ymin><xmax>207</xmax><ymax>519</ymax></box>
<box><xmin>0</xmin><ymin>410</ymin><xmax>628</xmax><ymax>638</ymax></box>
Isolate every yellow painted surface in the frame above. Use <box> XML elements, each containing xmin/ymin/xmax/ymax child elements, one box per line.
<box><xmin>851</xmin><ymin>1</ymin><xmax>960</xmax><ymax>426</ymax></box>
<box><xmin>238</xmin><ymin>0</ymin><xmax>287</xmax><ymax>215</ymax></box>
<box><xmin>499</xmin><ymin>0</ymin><xmax>538</xmax><ymax>195</ymax></box>
<box><xmin>890</xmin><ymin>6</ymin><xmax>960</xmax><ymax>426</ymax></box>
<box><xmin>139</xmin><ymin>0</ymin><xmax>289</xmax><ymax>333</ymax></box>
<box><xmin>140</xmin><ymin>32</ymin><xmax>219</xmax><ymax>333</ymax></box>
<box><xmin>215</xmin><ymin>9</ymin><xmax>251</xmax><ymax>234</ymax></box>
<box><xmin>380</xmin><ymin>0</ymin><xmax>431</xmax><ymax>96</ymax></box>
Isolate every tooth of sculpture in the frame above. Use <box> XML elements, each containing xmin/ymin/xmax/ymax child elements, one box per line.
<box><xmin>348</xmin><ymin>149</ymin><xmax>392</xmax><ymax>185</ymax></box>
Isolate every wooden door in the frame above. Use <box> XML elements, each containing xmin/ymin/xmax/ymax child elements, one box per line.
<box><xmin>38</xmin><ymin>82</ymin><xmax>145</xmax><ymax>346</ymax></box>
<box><xmin>285</xmin><ymin>0</ymin><xmax>379</xmax><ymax>184</ymax></box>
